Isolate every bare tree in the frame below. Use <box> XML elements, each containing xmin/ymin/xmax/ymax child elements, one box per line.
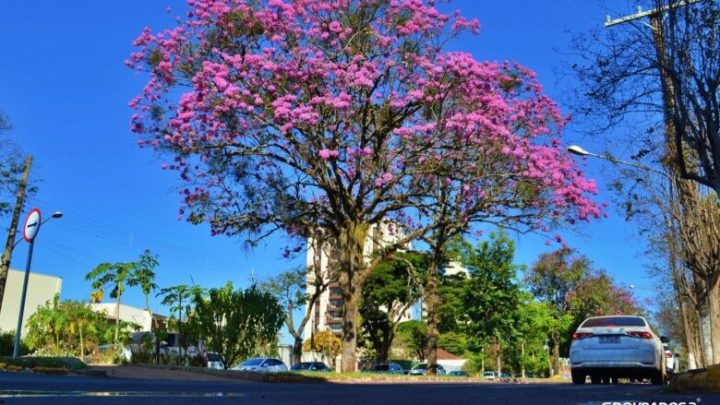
<box><xmin>569</xmin><ymin>0</ymin><xmax>720</xmax><ymax>365</ymax></box>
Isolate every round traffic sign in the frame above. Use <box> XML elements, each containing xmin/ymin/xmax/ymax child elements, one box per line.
<box><xmin>23</xmin><ymin>208</ymin><xmax>41</xmax><ymax>242</ymax></box>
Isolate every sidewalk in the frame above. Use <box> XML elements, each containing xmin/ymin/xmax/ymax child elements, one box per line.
<box><xmin>670</xmin><ymin>365</ymin><xmax>720</xmax><ymax>392</ymax></box>
<box><xmin>89</xmin><ymin>365</ymin><xmax>245</xmax><ymax>382</ymax></box>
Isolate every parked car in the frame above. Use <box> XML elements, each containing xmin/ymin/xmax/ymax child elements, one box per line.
<box><xmin>663</xmin><ymin>344</ymin><xmax>675</xmax><ymax>374</ymax></box>
<box><xmin>206</xmin><ymin>352</ymin><xmax>225</xmax><ymax>370</ymax></box>
<box><xmin>232</xmin><ymin>357</ymin><xmax>288</xmax><ymax>373</ymax></box>
<box><xmin>408</xmin><ymin>363</ymin><xmax>446</xmax><ymax>375</ymax></box>
<box><xmin>447</xmin><ymin>370</ymin><xmax>466</xmax><ymax>377</ymax></box>
<box><xmin>569</xmin><ymin>315</ymin><xmax>666</xmax><ymax>385</ymax></box>
<box><xmin>366</xmin><ymin>362</ymin><xmax>405</xmax><ymax>374</ymax></box>
<box><xmin>482</xmin><ymin>371</ymin><xmax>497</xmax><ymax>380</ymax></box>
<box><xmin>290</xmin><ymin>362</ymin><xmax>332</xmax><ymax>372</ymax></box>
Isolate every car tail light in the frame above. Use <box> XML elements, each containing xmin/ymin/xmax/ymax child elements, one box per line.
<box><xmin>626</xmin><ymin>331</ymin><xmax>653</xmax><ymax>339</ymax></box>
<box><xmin>572</xmin><ymin>332</ymin><xmax>592</xmax><ymax>340</ymax></box>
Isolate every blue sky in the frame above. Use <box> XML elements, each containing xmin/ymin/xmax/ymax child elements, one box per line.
<box><xmin>0</xmin><ymin>1</ymin><xmax>658</xmax><ymax>343</ymax></box>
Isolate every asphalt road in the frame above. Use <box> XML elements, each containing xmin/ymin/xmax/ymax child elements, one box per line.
<box><xmin>0</xmin><ymin>372</ymin><xmax>717</xmax><ymax>405</ymax></box>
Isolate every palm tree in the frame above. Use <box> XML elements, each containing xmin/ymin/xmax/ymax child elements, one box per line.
<box><xmin>127</xmin><ymin>250</ymin><xmax>159</xmax><ymax>330</ymax></box>
<box><xmin>157</xmin><ymin>284</ymin><xmax>204</xmax><ymax>358</ymax></box>
<box><xmin>86</xmin><ymin>262</ymin><xmax>132</xmax><ymax>346</ymax></box>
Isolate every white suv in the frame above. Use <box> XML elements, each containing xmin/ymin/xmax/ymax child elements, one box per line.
<box><xmin>569</xmin><ymin>315</ymin><xmax>666</xmax><ymax>385</ymax></box>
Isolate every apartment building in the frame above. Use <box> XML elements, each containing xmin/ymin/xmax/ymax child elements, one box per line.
<box><xmin>303</xmin><ymin>222</ymin><xmax>413</xmax><ymax>339</ymax></box>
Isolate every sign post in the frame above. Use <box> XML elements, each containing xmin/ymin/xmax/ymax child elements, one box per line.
<box><xmin>13</xmin><ymin>208</ymin><xmax>41</xmax><ymax>358</ymax></box>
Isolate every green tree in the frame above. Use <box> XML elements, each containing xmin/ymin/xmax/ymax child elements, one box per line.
<box><xmin>260</xmin><ymin>266</ymin><xmax>328</xmax><ymax>365</ymax></box>
<box><xmin>568</xmin><ymin>270</ymin><xmax>643</xmax><ymax>319</ymax></box>
<box><xmin>188</xmin><ymin>282</ymin><xmax>284</xmax><ymax>369</ymax></box>
<box><xmin>360</xmin><ymin>251</ymin><xmax>427</xmax><ymax>363</ymax></box>
<box><xmin>64</xmin><ymin>300</ymin><xmax>104</xmax><ymax>360</ymax></box>
<box><xmin>511</xmin><ymin>292</ymin><xmax>554</xmax><ymax>378</ymax></box>
<box><xmin>127</xmin><ymin>249</ymin><xmax>159</xmax><ymax>327</ymax></box>
<box><xmin>438</xmin><ymin>272</ymin><xmax>468</xmax><ymax>334</ymax></box>
<box><xmin>524</xmin><ymin>248</ymin><xmax>588</xmax><ymax>375</ymax></box>
<box><xmin>157</xmin><ymin>284</ymin><xmax>203</xmax><ymax>358</ymax></box>
<box><xmin>395</xmin><ymin>320</ymin><xmax>429</xmax><ymax>361</ymax></box>
<box><xmin>25</xmin><ymin>296</ymin><xmax>115</xmax><ymax>357</ymax></box>
<box><xmin>86</xmin><ymin>261</ymin><xmax>133</xmax><ymax>346</ymax></box>
<box><xmin>437</xmin><ymin>331</ymin><xmax>468</xmax><ymax>357</ymax></box>
<box><xmin>456</xmin><ymin>233</ymin><xmax>522</xmax><ymax>375</ymax></box>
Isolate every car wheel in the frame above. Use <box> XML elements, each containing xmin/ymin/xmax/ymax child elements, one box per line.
<box><xmin>571</xmin><ymin>370</ymin><xmax>585</xmax><ymax>384</ymax></box>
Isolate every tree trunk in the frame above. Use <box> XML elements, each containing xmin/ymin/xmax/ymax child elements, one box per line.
<box><xmin>520</xmin><ymin>341</ymin><xmax>526</xmax><ymax>379</ymax></box>
<box><xmin>707</xmin><ymin>280</ymin><xmax>720</xmax><ymax>364</ymax></box>
<box><xmin>425</xmin><ymin>250</ymin><xmax>442</xmax><ymax>375</ymax></box>
<box><xmin>551</xmin><ymin>332</ymin><xmax>560</xmax><ymax>377</ymax></box>
<box><xmin>0</xmin><ymin>156</ymin><xmax>31</xmax><ymax>315</ymax></box>
<box><xmin>339</xmin><ymin>222</ymin><xmax>369</xmax><ymax>373</ymax></box>
<box><xmin>115</xmin><ymin>295</ymin><xmax>121</xmax><ymax>346</ymax></box>
<box><xmin>681</xmin><ymin>299</ymin><xmax>700</xmax><ymax>370</ymax></box>
<box><xmin>495</xmin><ymin>339</ymin><xmax>502</xmax><ymax>376</ymax></box>
<box><xmin>79</xmin><ymin>325</ymin><xmax>85</xmax><ymax>361</ymax></box>
<box><xmin>292</xmin><ymin>336</ymin><xmax>303</xmax><ymax>365</ymax></box>
<box><xmin>340</xmin><ymin>289</ymin><xmax>360</xmax><ymax>372</ymax></box>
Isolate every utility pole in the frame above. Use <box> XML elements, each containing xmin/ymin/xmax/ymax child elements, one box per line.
<box><xmin>0</xmin><ymin>155</ymin><xmax>32</xmax><ymax>315</ymax></box>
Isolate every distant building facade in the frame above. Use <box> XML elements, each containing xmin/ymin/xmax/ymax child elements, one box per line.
<box><xmin>0</xmin><ymin>269</ymin><xmax>62</xmax><ymax>336</ymax></box>
<box><xmin>89</xmin><ymin>302</ymin><xmax>167</xmax><ymax>332</ymax></box>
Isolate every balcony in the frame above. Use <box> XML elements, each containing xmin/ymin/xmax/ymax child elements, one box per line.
<box><xmin>327</xmin><ymin>300</ymin><xmax>344</xmax><ymax>310</ymax></box>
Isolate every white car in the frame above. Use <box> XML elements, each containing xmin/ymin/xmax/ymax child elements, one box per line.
<box><xmin>206</xmin><ymin>352</ymin><xmax>225</xmax><ymax>370</ymax></box>
<box><xmin>569</xmin><ymin>315</ymin><xmax>666</xmax><ymax>385</ymax></box>
<box><xmin>482</xmin><ymin>371</ymin><xmax>496</xmax><ymax>380</ymax></box>
<box><xmin>663</xmin><ymin>343</ymin><xmax>675</xmax><ymax>373</ymax></box>
<box><xmin>233</xmin><ymin>357</ymin><xmax>288</xmax><ymax>373</ymax></box>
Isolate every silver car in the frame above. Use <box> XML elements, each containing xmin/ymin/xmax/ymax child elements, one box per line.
<box><xmin>569</xmin><ymin>315</ymin><xmax>666</xmax><ymax>385</ymax></box>
<box><xmin>233</xmin><ymin>357</ymin><xmax>288</xmax><ymax>373</ymax></box>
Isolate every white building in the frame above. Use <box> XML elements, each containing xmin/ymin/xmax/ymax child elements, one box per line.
<box><xmin>443</xmin><ymin>260</ymin><xmax>469</xmax><ymax>277</ymax></box>
<box><xmin>89</xmin><ymin>302</ymin><xmax>157</xmax><ymax>331</ymax></box>
<box><xmin>303</xmin><ymin>222</ymin><xmax>413</xmax><ymax>340</ymax></box>
<box><xmin>0</xmin><ymin>269</ymin><xmax>62</xmax><ymax>336</ymax></box>
<box><xmin>437</xmin><ymin>348</ymin><xmax>468</xmax><ymax>372</ymax></box>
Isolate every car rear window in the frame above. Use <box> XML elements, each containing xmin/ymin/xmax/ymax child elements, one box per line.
<box><xmin>581</xmin><ymin>317</ymin><xmax>646</xmax><ymax>327</ymax></box>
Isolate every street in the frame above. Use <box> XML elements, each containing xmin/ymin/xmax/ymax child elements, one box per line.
<box><xmin>0</xmin><ymin>372</ymin><xmax>717</xmax><ymax>405</ymax></box>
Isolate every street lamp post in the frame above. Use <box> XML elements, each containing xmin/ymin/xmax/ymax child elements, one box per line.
<box><xmin>12</xmin><ymin>209</ymin><xmax>62</xmax><ymax>358</ymax></box>
<box><xmin>567</xmin><ymin>145</ymin><xmax>666</xmax><ymax>176</ymax></box>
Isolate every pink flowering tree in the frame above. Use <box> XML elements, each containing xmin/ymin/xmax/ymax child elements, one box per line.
<box><xmin>399</xmin><ymin>59</ymin><xmax>602</xmax><ymax>373</ymax></box>
<box><xmin>128</xmin><ymin>0</ymin><xmax>600</xmax><ymax>371</ymax></box>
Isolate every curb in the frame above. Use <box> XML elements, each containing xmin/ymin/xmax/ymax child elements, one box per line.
<box><xmin>669</xmin><ymin>365</ymin><xmax>720</xmax><ymax>392</ymax></box>
<box><xmin>123</xmin><ymin>365</ymin><xmax>328</xmax><ymax>383</ymax></box>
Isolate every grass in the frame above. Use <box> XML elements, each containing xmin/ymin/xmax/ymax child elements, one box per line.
<box><xmin>0</xmin><ymin>356</ymin><xmax>88</xmax><ymax>371</ymax></box>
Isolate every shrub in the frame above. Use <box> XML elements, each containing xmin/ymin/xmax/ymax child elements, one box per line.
<box><xmin>0</xmin><ymin>330</ymin><xmax>29</xmax><ymax>356</ymax></box>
